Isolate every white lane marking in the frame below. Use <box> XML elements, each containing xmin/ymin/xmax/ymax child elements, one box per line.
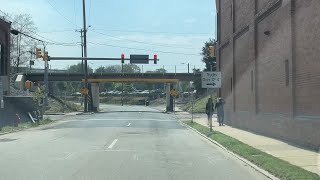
<box><xmin>108</xmin><ymin>139</ymin><xmax>118</xmax><ymax>149</ymax></box>
<box><xmin>127</xmin><ymin>123</ymin><xmax>131</xmax><ymax>127</ymax></box>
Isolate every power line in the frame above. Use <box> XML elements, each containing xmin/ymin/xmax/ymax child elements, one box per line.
<box><xmin>0</xmin><ymin>9</ymin><xmax>79</xmax><ymax>46</ymax></box>
<box><xmin>91</xmin><ymin>30</ymin><xmax>198</xmax><ymax>50</ymax></box>
<box><xmin>87</xmin><ymin>42</ymin><xmax>200</xmax><ymax>56</ymax></box>
<box><xmin>38</xmin><ymin>30</ymin><xmax>75</xmax><ymax>33</ymax></box>
<box><xmin>39</xmin><ymin>28</ymin><xmax>214</xmax><ymax>36</ymax></box>
<box><xmin>91</xmin><ymin>29</ymin><xmax>198</xmax><ymax>49</ymax></box>
<box><xmin>47</xmin><ymin>0</ymin><xmax>79</xmax><ymax>28</ymax></box>
<box><xmin>21</xmin><ymin>2</ymin><xmax>206</xmax><ymax>50</ymax></box>
<box><xmin>91</xmin><ymin>28</ymin><xmax>214</xmax><ymax>35</ymax></box>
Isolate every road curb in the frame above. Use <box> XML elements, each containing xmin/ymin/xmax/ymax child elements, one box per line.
<box><xmin>0</xmin><ymin>129</ymin><xmax>21</xmax><ymax>136</ymax></box>
<box><xmin>179</xmin><ymin>120</ymin><xmax>279</xmax><ymax>180</ymax></box>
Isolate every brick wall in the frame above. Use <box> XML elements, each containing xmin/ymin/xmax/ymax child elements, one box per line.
<box><xmin>234</xmin><ymin>0</ymin><xmax>255</xmax><ymax>32</ymax></box>
<box><xmin>217</xmin><ymin>0</ymin><xmax>320</xmax><ymax>149</ymax></box>
<box><xmin>220</xmin><ymin>0</ymin><xmax>233</xmax><ymax>43</ymax></box>
<box><xmin>256</xmin><ymin>2</ymin><xmax>292</xmax><ymax>114</ymax></box>
<box><xmin>0</xmin><ymin>18</ymin><xmax>11</xmax><ymax>95</ymax></box>
<box><xmin>294</xmin><ymin>0</ymin><xmax>320</xmax><ymax>117</ymax></box>
<box><xmin>220</xmin><ymin>44</ymin><xmax>233</xmax><ymax>114</ymax></box>
<box><xmin>234</xmin><ymin>29</ymin><xmax>255</xmax><ymax>112</ymax></box>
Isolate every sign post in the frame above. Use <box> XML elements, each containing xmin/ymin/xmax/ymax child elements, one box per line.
<box><xmin>202</xmin><ymin>72</ymin><xmax>221</xmax><ymax>131</ymax></box>
<box><xmin>170</xmin><ymin>89</ymin><xmax>179</xmax><ymax>114</ymax></box>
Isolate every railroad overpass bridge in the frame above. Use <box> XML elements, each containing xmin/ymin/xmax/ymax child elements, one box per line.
<box><xmin>19</xmin><ymin>72</ymin><xmax>201</xmax><ymax>112</ymax></box>
<box><xmin>24</xmin><ymin>72</ymin><xmax>201</xmax><ymax>83</ymax></box>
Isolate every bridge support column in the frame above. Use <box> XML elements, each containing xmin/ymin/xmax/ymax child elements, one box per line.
<box><xmin>91</xmin><ymin>83</ymin><xmax>100</xmax><ymax>112</ymax></box>
<box><xmin>166</xmin><ymin>83</ymin><xmax>173</xmax><ymax>112</ymax></box>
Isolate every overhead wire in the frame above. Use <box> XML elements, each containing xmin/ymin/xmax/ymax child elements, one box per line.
<box><xmin>87</xmin><ymin>42</ymin><xmax>199</xmax><ymax>56</ymax></box>
<box><xmin>37</xmin><ymin>2</ymin><xmax>204</xmax><ymax>54</ymax></box>
<box><xmin>91</xmin><ymin>28</ymin><xmax>214</xmax><ymax>35</ymax></box>
<box><xmin>47</xmin><ymin>0</ymin><xmax>79</xmax><ymax>28</ymax></box>
<box><xmin>90</xmin><ymin>30</ymin><xmax>198</xmax><ymax>50</ymax></box>
<box><xmin>0</xmin><ymin>9</ymin><xmax>79</xmax><ymax>46</ymax></box>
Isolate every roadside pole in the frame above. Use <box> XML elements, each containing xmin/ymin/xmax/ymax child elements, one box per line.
<box><xmin>191</xmin><ymin>89</ymin><xmax>194</xmax><ymax>123</ymax></box>
<box><xmin>209</xmin><ymin>63</ymin><xmax>213</xmax><ymax>132</ymax></box>
<box><xmin>121</xmin><ymin>63</ymin><xmax>124</xmax><ymax>106</ymax></box>
<box><xmin>64</xmin><ymin>91</ymin><xmax>67</xmax><ymax>113</ymax></box>
<box><xmin>174</xmin><ymin>95</ymin><xmax>176</xmax><ymax>114</ymax></box>
<box><xmin>82</xmin><ymin>0</ymin><xmax>88</xmax><ymax>113</ymax></box>
<box><xmin>44</xmin><ymin>46</ymin><xmax>49</xmax><ymax>106</ymax></box>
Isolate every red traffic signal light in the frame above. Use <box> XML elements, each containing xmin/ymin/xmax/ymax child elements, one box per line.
<box><xmin>121</xmin><ymin>54</ymin><xmax>125</xmax><ymax>63</ymax></box>
<box><xmin>154</xmin><ymin>54</ymin><xmax>158</xmax><ymax>64</ymax></box>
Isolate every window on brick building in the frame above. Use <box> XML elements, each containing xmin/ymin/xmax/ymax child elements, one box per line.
<box><xmin>231</xmin><ymin>77</ymin><xmax>233</xmax><ymax>92</ymax></box>
<box><xmin>285</xmin><ymin>60</ymin><xmax>289</xmax><ymax>86</ymax></box>
<box><xmin>251</xmin><ymin>70</ymin><xmax>254</xmax><ymax>92</ymax></box>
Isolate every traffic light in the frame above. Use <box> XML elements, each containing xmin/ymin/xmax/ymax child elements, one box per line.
<box><xmin>209</xmin><ymin>46</ymin><xmax>215</xmax><ymax>58</ymax></box>
<box><xmin>121</xmin><ymin>54</ymin><xmax>125</xmax><ymax>64</ymax></box>
<box><xmin>36</xmin><ymin>48</ymin><xmax>42</xmax><ymax>59</ymax></box>
<box><xmin>30</xmin><ymin>60</ymin><xmax>34</xmax><ymax>66</ymax></box>
<box><xmin>154</xmin><ymin>54</ymin><xmax>158</xmax><ymax>64</ymax></box>
<box><xmin>25</xmin><ymin>80</ymin><xmax>32</xmax><ymax>90</ymax></box>
<box><xmin>43</xmin><ymin>51</ymin><xmax>49</xmax><ymax>61</ymax></box>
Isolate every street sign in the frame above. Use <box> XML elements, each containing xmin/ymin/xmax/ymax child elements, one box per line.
<box><xmin>201</xmin><ymin>72</ymin><xmax>221</xmax><ymax>88</ymax></box>
<box><xmin>130</xmin><ymin>55</ymin><xmax>149</xmax><ymax>64</ymax></box>
<box><xmin>170</xmin><ymin>89</ymin><xmax>179</xmax><ymax>97</ymax></box>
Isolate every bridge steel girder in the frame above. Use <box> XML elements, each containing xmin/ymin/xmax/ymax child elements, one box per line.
<box><xmin>24</xmin><ymin>73</ymin><xmax>201</xmax><ymax>82</ymax></box>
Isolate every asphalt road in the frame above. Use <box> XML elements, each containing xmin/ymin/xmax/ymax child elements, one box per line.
<box><xmin>0</xmin><ymin>105</ymin><xmax>269</xmax><ymax>180</ymax></box>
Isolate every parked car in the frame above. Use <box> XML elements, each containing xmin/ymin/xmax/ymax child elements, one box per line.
<box><xmin>141</xmin><ymin>90</ymin><xmax>150</xmax><ymax>95</ymax></box>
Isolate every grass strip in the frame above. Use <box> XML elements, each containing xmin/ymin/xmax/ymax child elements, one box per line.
<box><xmin>0</xmin><ymin>117</ymin><xmax>53</xmax><ymax>134</ymax></box>
<box><xmin>185</xmin><ymin>121</ymin><xmax>319</xmax><ymax>180</ymax></box>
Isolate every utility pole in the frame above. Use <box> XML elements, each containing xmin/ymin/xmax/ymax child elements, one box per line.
<box><xmin>44</xmin><ymin>45</ymin><xmax>49</xmax><ymax>106</ymax></box>
<box><xmin>82</xmin><ymin>0</ymin><xmax>88</xmax><ymax>113</ymax></box>
<box><xmin>76</xmin><ymin>29</ymin><xmax>84</xmax><ymax>73</ymax></box>
<box><xmin>121</xmin><ymin>63</ymin><xmax>124</xmax><ymax>106</ymax></box>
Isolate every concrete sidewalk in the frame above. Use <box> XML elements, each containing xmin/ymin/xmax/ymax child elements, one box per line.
<box><xmin>176</xmin><ymin>110</ymin><xmax>320</xmax><ymax>175</ymax></box>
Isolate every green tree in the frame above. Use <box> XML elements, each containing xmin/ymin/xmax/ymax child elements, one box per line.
<box><xmin>69</xmin><ymin>63</ymin><xmax>93</xmax><ymax>73</ymax></box>
<box><xmin>10</xmin><ymin>13</ymin><xmax>38</xmax><ymax>72</ymax></box>
<box><xmin>32</xmin><ymin>86</ymin><xmax>45</xmax><ymax>104</ymax></box>
<box><xmin>95</xmin><ymin>64</ymin><xmax>141</xmax><ymax>74</ymax></box>
<box><xmin>201</xmin><ymin>39</ymin><xmax>217</xmax><ymax>71</ymax></box>
<box><xmin>123</xmin><ymin>64</ymin><xmax>141</xmax><ymax>73</ymax></box>
<box><xmin>155</xmin><ymin>68</ymin><xmax>167</xmax><ymax>73</ymax></box>
<box><xmin>192</xmin><ymin>68</ymin><xmax>205</xmax><ymax>94</ymax></box>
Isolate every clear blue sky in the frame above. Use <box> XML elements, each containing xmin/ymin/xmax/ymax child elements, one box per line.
<box><xmin>0</xmin><ymin>0</ymin><xmax>217</xmax><ymax>72</ymax></box>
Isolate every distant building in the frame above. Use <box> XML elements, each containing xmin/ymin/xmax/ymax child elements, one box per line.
<box><xmin>215</xmin><ymin>0</ymin><xmax>320</xmax><ymax>149</ymax></box>
<box><xmin>0</xmin><ymin>17</ymin><xmax>11</xmax><ymax>95</ymax></box>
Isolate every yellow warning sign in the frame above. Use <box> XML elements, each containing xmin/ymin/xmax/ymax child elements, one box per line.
<box><xmin>80</xmin><ymin>87</ymin><xmax>89</xmax><ymax>95</ymax></box>
<box><xmin>170</xmin><ymin>89</ymin><xmax>179</xmax><ymax>97</ymax></box>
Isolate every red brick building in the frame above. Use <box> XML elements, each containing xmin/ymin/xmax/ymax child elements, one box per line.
<box><xmin>0</xmin><ymin>17</ymin><xmax>11</xmax><ymax>95</ymax></box>
<box><xmin>216</xmin><ymin>0</ymin><xmax>320</xmax><ymax>149</ymax></box>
